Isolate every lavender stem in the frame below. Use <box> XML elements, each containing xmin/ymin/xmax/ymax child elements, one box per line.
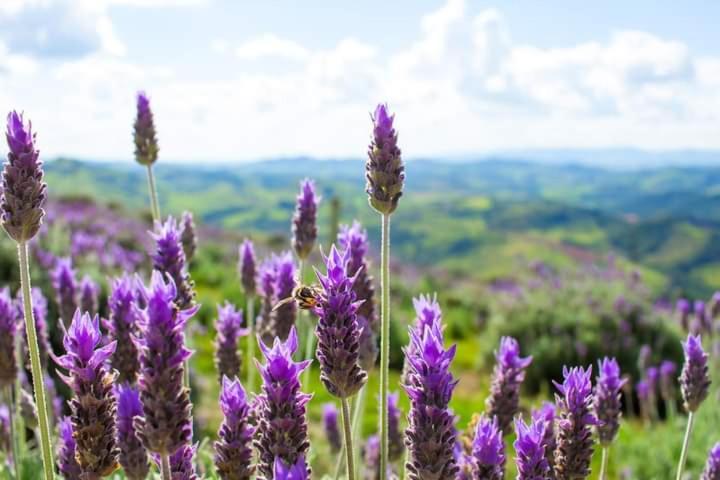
<box><xmin>146</xmin><ymin>164</ymin><xmax>161</xmax><ymax>222</ymax></box>
<box><xmin>676</xmin><ymin>412</ymin><xmax>695</xmax><ymax>480</ymax></box>
<box><xmin>17</xmin><ymin>242</ymin><xmax>54</xmax><ymax>480</ymax></box>
<box><xmin>12</xmin><ymin>337</ymin><xmax>25</xmax><ymax>480</ymax></box>
<box><xmin>246</xmin><ymin>296</ymin><xmax>256</xmax><ymax>391</ymax></box>
<box><xmin>4</xmin><ymin>386</ymin><xmax>20</xmax><ymax>480</ymax></box>
<box><xmin>161</xmin><ymin>452</ymin><xmax>172</xmax><ymax>480</ymax></box>
<box><xmin>299</xmin><ymin>259</ymin><xmax>314</xmax><ymax>387</ymax></box>
<box><xmin>333</xmin><ymin>385</ymin><xmax>367</xmax><ymax>479</ymax></box>
<box><xmin>341</xmin><ymin>397</ymin><xmax>356</xmax><ymax>480</ymax></box>
<box><xmin>379</xmin><ymin>213</ymin><xmax>390</xmax><ymax>480</ymax></box>
<box><xmin>600</xmin><ymin>446</ymin><xmax>609</xmax><ymax>480</ymax></box>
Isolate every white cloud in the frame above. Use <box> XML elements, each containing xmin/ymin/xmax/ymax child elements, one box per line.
<box><xmin>236</xmin><ymin>34</ymin><xmax>310</xmax><ymax>62</ymax></box>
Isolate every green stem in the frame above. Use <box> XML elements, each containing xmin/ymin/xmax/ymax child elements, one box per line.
<box><xmin>379</xmin><ymin>213</ymin><xmax>390</xmax><ymax>480</ymax></box>
<box><xmin>17</xmin><ymin>242</ymin><xmax>54</xmax><ymax>480</ymax></box>
<box><xmin>341</xmin><ymin>397</ymin><xmax>355</xmax><ymax>480</ymax></box>
<box><xmin>599</xmin><ymin>446</ymin><xmax>609</xmax><ymax>480</ymax></box>
<box><xmin>246</xmin><ymin>296</ymin><xmax>256</xmax><ymax>391</ymax></box>
<box><xmin>334</xmin><ymin>384</ymin><xmax>367</xmax><ymax>479</ymax></box>
<box><xmin>161</xmin><ymin>452</ymin><xmax>172</xmax><ymax>480</ymax></box>
<box><xmin>298</xmin><ymin>260</ymin><xmax>315</xmax><ymax>387</ymax></box>
<box><xmin>5</xmin><ymin>386</ymin><xmax>20</xmax><ymax>480</ymax></box>
<box><xmin>146</xmin><ymin>164</ymin><xmax>161</xmax><ymax>223</ymax></box>
<box><xmin>12</xmin><ymin>325</ymin><xmax>24</xmax><ymax>480</ymax></box>
<box><xmin>676</xmin><ymin>411</ymin><xmax>695</xmax><ymax>480</ymax></box>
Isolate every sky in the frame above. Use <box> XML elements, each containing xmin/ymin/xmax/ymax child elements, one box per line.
<box><xmin>0</xmin><ymin>0</ymin><xmax>719</xmax><ymax>163</ymax></box>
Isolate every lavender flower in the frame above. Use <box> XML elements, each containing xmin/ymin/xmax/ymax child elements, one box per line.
<box><xmin>679</xmin><ymin>334</ymin><xmax>710</xmax><ymax>412</ymax></box>
<box><xmin>52</xmin><ymin>257</ymin><xmax>79</xmax><ymax>326</ymax></box>
<box><xmin>388</xmin><ymin>392</ymin><xmax>404</xmax><ymax>461</ymax></box>
<box><xmin>0</xmin><ymin>288</ymin><xmax>17</xmax><ymax>387</ymax></box>
<box><xmin>553</xmin><ymin>366</ymin><xmax>596</xmax><ymax>480</ymax></box>
<box><xmin>402</xmin><ymin>294</ymin><xmax>442</xmax><ymax>382</ymax></box>
<box><xmin>292</xmin><ymin>178</ymin><xmax>319</xmax><ymax>260</ymax></box>
<box><xmin>254</xmin><ymin>327</ymin><xmax>311</xmax><ymax>479</ymax></box>
<box><xmin>701</xmin><ymin>443</ymin><xmax>720</xmax><ymax>480</ymax></box>
<box><xmin>531</xmin><ymin>402</ymin><xmax>557</xmax><ymax>480</ymax></box>
<box><xmin>366</xmin><ymin>103</ymin><xmax>404</xmax><ymax>215</ymax></box>
<box><xmin>133</xmin><ymin>92</ymin><xmax>159</xmax><ymax>166</ymax></box>
<box><xmin>486</xmin><ymin>336</ymin><xmax>532</xmax><ymax>434</ymax></box>
<box><xmin>403</xmin><ymin>303</ymin><xmax>458</xmax><ymax>480</ymax></box>
<box><xmin>255</xmin><ymin>258</ymin><xmax>276</xmax><ymax>344</ymax></box>
<box><xmin>55</xmin><ymin>310</ymin><xmax>119</xmax><ymax>478</ymax></box>
<box><xmin>659</xmin><ymin>360</ymin><xmax>677</xmax><ymax>402</ymax></box>
<box><xmin>214</xmin><ymin>376</ymin><xmax>255</xmax><ymax>480</ymax></box>
<box><xmin>471</xmin><ymin>415</ymin><xmax>505</xmax><ymax>480</ymax></box>
<box><xmin>238</xmin><ymin>239</ymin><xmax>256</xmax><ymax>296</ymax></box>
<box><xmin>637</xmin><ymin>344</ymin><xmax>652</xmax><ymax>374</ymax></box>
<box><xmin>214</xmin><ymin>302</ymin><xmax>248</xmax><ymax>382</ymax></box>
<box><xmin>313</xmin><ymin>245</ymin><xmax>367</xmax><ymax>398</ymax></box>
<box><xmin>151</xmin><ymin>216</ymin><xmax>196</xmax><ymax>310</ymax></box>
<box><xmin>364</xmin><ymin>435</ymin><xmax>381</xmax><ymax>480</ymax></box>
<box><xmin>693</xmin><ymin>300</ymin><xmax>709</xmax><ymax>334</ymax></box>
<box><xmin>274</xmin><ymin>456</ymin><xmax>309</xmax><ymax>480</ymax></box>
<box><xmin>0</xmin><ymin>404</ymin><xmax>9</xmax><ymax>454</ymax></box>
<box><xmin>1</xmin><ymin>111</ymin><xmax>47</xmax><ymax>243</ymax></box>
<box><xmin>338</xmin><ymin>221</ymin><xmax>377</xmax><ymax>371</ymax></box>
<box><xmin>134</xmin><ymin>271</ymin><xmax>196</xmax><ymax>457</ymax></box>
<box><xmin>16</xmin><ymin>287</ymin><xmax>52</xmax><ymax>369</ymax></box>
<box><xmin>79</xmin><ymin>275</ymin><xmax>100</xmax><ymax>316</ymax></box>
<box><xmin>57</xmin><ymin>416</ymin><xmax>82</xmax><ymax>480</ymax></box>
<box><xmin>116</xmin><ymin>383</ymin><xmax>149</xmax><ymax>480</ymax></box>
<box><xmin>676</xmin><ymin>299</ymin><xmax>691</xmax><ymax>331</ymax></box>
<box><xmin>180</xmin><ymin>211</ymin><xmax>197</xmax><ymax>263</ymax></box>
<box><xmin>636</xmin><ymin>380</ymin><xmax>651</xmax><ymax>420</ymax></box>
<box><xmin>515</xmin><ymin>416</ymin><xmax>552</xmax><ymax>480</ymax></box>
<box><xmin>272</xmin><ymin>252</ymin><xmax>297</xmax><ymax>341</ymax></box>
<box><xmin>104</xmin><ymin>274</ymin><xmax>141</xmax><ymax>384</ymax></box>
<box><xmin>167</xmin><ymin>443</ymin><xmax>198</xmax><ymax>480</ymax></box>
<box><xmin>322</xmin><ymin>403</ymin><xmax>342</xmax><ymax>453</ymax></box>
<box><xmin>593</xmin><ymin>357</ymin><xmax>625</xmax><ymax>446</ymax></box>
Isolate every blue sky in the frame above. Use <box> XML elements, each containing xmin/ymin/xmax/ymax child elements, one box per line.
<box><xmin>0</xmin><ymin>0</ymin><xmax>719</xmax><ymax>162</ymax></box>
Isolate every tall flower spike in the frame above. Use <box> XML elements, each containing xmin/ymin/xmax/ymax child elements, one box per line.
<box><xmin>531</xmin><ymin>402</ymin><xmax>556</xmax><ymax>480</ymax></box>
<box><xmin>403</xmin><ymin>301</ymin><xmax>458</xmax><ymax>480</ymax></box>
<box><xmin>366</xmin><ymin>103</ymin><xmax>404</xmax><ymax>215</ymax></box>
<box><xmin>486</xmin><ymin>336</ymin><xmax>533</xmax><ymax>434</ymax></box>
<box><xmin>515</xmin><ymin>416</ymin><xmax>552</xmax><ymax>480</ymax></box>
<box><xmin>659</xmin><ymin>360</ymin><xmax>677</xmax><ymax>403</ymax></box>
<box><xmin>322</xmin><ymin>403</ymin><xmax>342</xmax><ymax>454</ymax></box>
<box><xmin>388</xmin><ymin>392</ymin><xmax>404</xmax><ymax>462</ymax></box>
<box><xmin>679</xmin><ymin>334</ymin><xmax>710</xmax><ymax>412</ymax></box>
<box><xmin>292</xmin><ymin>178</ymin><xmax>319</xmax><ymax>261</ymax></box>
<box><xmin>133</xmin><ymin>92</ymin><xmax>158</xmax><ymax>166</ymax></box>
<box><xmin>214</xmin><ymin>302</ymin><xmax>248</xmax><ymax>381</ymax></box>
<box><xmin>553</xmin><ymin>366</ymin><xmax>596</xmax><ymax>480</ymax></box>
<box><xmin>57</xmin><ymin>416</ymin><xmax>82</xmax><ymax>480</ymax></box>
<box><xmin>0</xmin><ymin>287</ymin><xmax>17</xmax><ymax>387</ymax></box>
<box><xmin>17</xmin><ymin>286</ymin><xmax>52</xmax><ymax>369</ymax></box>
<box><xmin>313</xmin><ymin>244</ymin><xmax>367</xmax><ymax>398</ymax></box>
<box><xmin>214</xmin><ymin>376</ymin><xmax>255</xmax><ymax>480</ymax></box>
<box><xmin>55</xmin><ymin>310</ymin><xmax>119</xmax><ymax>478</ymax></box>
<box><xmin>255</xmin><ymin>258</ymin><xmax>276</xmax><ymax>344</ymax></box>
<box><xmin>272</xmin><ymin>252</ymin><xmax>297</xmax><ymax>341</ymax></box>
<box><xmin>180</xmin><ymin>211</ymin><xmax>197</xmax><ymax>263</ymax></box>
<box><xmin>254</xmin><ymin>326</ymin><xmax>312</xmax><ymax>478</ymax></box>
<box><xmin>51</xmin><ymin>257</ymin><xmax>79</xmax><ymax>326</ymax></box>
<box><xmin>104</xmin><ymin>274</ymin><xmax>142</xmax><ymax>384</ymax></box>
<box><xmin>79</xmin><ymin>274</ymin><xmax>100</xmax><ymax>316</ymax></box>
<box><xmin>274</xmin><ymin>456</ymin><xmax>309</xmax><ymax>480</ymax></box>
<box><xmin>134</xmin><ymin>271</ymin><xmax>197</xmax><ymax>457</ymax></box>
<box><xmin>403</xmin><ymin>294</ymin><xmax>442</xmax><ymax>381</ymax></box>
<box><xmin>338</xmin><ymin>221</ymin><xmax>377</xmax><ymax>371</ymax></box>
<box><xmin>151</xmin><ymin>216</ymin><xmax>196</xmax><ymax>310</ymax></box>
<box><xmin>364</xmin><ymin>435</ymin><xmax>382</xmax><ymax>480</ymax></box>
<box><xmin>238</xmin><ymin>239</ymin><xmax>257</xmax><ymax>295</ymax></box>
<box><xmin>1</xmin><ymin>111</ymin><xmax>47</xmax><ymax>242</ymax></box>
<box><xmin>701</xmin><ymin>443</ymin><xmax>720</xmax><ymax>480</ymax></box>
<box><xmin>471</xmin><ymin>415</ymin><xmax>505</xmax><ymax>480</ymax></box>
<box><xmin>115</xmin><ymin>383</ymin><xmax>149</xmax><ymax>480</ymax></box>
<box><xmin>167</xmin><ymin>443</ymin><xmax>198</xmax><ymax>480</ymax></box>
<box><xmin>593</xmin><ymin>357</ymin><xmax>625</xmax><ymax>446</ymax></box>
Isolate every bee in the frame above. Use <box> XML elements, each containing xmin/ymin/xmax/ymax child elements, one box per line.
<box><xmin>272</xmin><ymin>284</ymin><xmax>323</xmax><ymax>311</ymax></box>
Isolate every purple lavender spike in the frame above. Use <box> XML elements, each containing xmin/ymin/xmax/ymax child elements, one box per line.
<box><xmin>16</xmin><ymin>287</ymin><xmax>52</xmax><ymax>370</ymax></box>
<box><xmin>322</xmin><ymin>403</ymin><xmax>342</xmax><ymax>453</ymax></box>
<box><xmin>214</xmin><ymin>302</ymin><xmax>248</xmax><ymax>381</ymax></box>
<box><xmin>134</xmin><ymin>92</ymin><xmax>159</xmax><ymax>166</ymax></box>
<box><xmin>659</xmin><ymin>360</ymin><xmax>677</xmax><ymax>404</ymax></box>
<box><xmin>364</xmin><ymin>435</ymin><xmax>382</xmax><ymax>480</ymax></box>
<box><xmin>292</xmin><ymin>178</ymin><xmax>319</xmax><ymax>261</ymax></box>
<box><xmin>366</xmin><ymin>103</ymin><xmax>404</xmax><ymax>215</ymax></box>
<box><xmin>238</xmin><ymin>239</ymin><xmax>257</xmax><ymax>296</ymax></box>
<box><xmin>116</xmin><ymin>383</ymin><xmax>149</xmax><ymax>480</ymax></box>
<box><xmin>180</xmin><ymin>211</ymin><xmax>197</xmax><ymax>263</ymax></box>
<box><xmin>167</xmin><ymin>443</ymin><xmax>198</xmax><ymax>480</ymax></box>
<box><xmin>593</xmin><ymin>357</ymin><xmax>625</xmax><ymax>446</ymax></box>
<box><xmin>679</xmin><ymin>334</ymin><xmax>710</xmax><ymax>412</ymax></box>
<box><xmin>57</xmin><ymin>416</ymin><xmax>82</xmax><ymax>480</ymax></box>
<box><xmin>79</xmin><ymin>275</ymin><xmax>99</xmax><ymax>316</ymax></box>
<box><xmin>214</xmin><ymin>376</ymin><xmax>255</xmax><ymax>480</ymax></box>
<box><xmin>388</xmin><ymin>392</ymin><xmax>404</xmax><ymax>462</ymax></box>
<box><xmin>515</xmin><ymin>416</ymin><xmax>552</xmax><ymax>480</ymax></box>
<box><xmin>274</xmin><ymin>455</ymin><xmax>309</xmax><ymax>480</ymax></box>
<box><xmin>531</xmin><ymin>402</ymin><xmax>556</xmax><ymax>480</ymax></box>
<box><xmin>255</xmin><ymin>257</ymin><xmax>276</xmax><ymax>344</ymax></box>
<box><xmin>151</xmin><ymin>216</ymin><xmax>196</xmax><ymax>310</ymax></box>
<box><xmin>701</xmin><ymin>443</ymin><xmax>720</xmax><ymax>480</ymax></box>
<box><xmin>486</xmin><ymin>336</ymin><xmax>532</xmax><ymax>434</ymax></box>
<box><xmin>471</xmin><ymin>415</ymin><xmax>505</xmax><ymax>480</ymax></box>
<box><xmin>0</xmin><ymin>288</ymin><xmax>17</xmax><ymax>387</ymax></box>
<box><xmin>104</xmin><ymin>274</ymin><xmax>142</xmax><ymax>384</ymax></box>
<box><xmin>51</xmin><ymin>257</ymin><xmax>79</xmax><ymax>326</ymax></box>
<box><xmin>676</xmin><ymin>299</ymin><xmax>691</xmax><ymax>331</ymax></box>
<box><xmin>272</xmin><ymin>251</ymin><xmax>297</xmax><ymax>341</ymax></box>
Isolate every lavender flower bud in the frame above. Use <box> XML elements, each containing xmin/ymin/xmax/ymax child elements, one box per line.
<box><xmin>274</xmin><ymin>456</ymin><xmax>309</xmax><ymax>480</ymax></box>
<box><xmin>167</xmin><ymin>443</ymin><xmax>198</xmax><ymax>480</ymax></box>
<box><xmin>486</xmin><ymin>336</ymin><xmax>532</xmax><ymax>434</ymax></box>
<box><xmin>659</xmin><ymin>360</ymin><xmax>677</xmax><ymax>402</ymax></box>
<box><xmin>80</xmin><ymin>274</ymin><xmax>100</xmax><ymax>316</ymax></box>
<box><xmin>272</xmin><ymin>252</ymin><xmax>297</xmax><ymax>341</ymax></box>
<box><xmin>238</xmin><ymin>239</ymin><xmax>257</xmax><ymax>296</ymax></box>
<box><xmin>52</xmin><ymin>257</ymin><xmax>79</xmax><ymax>326</ymax></box>
<box><xmin>676</xmin><ymin>299</ymin><xmax>691</xmax><ymax>331</ymax></box>
<box><xmin>679</xmin><ymin>334</ymin><xmax>710</xmax><ymax>412</ymax></box>
<box><xmin>471</xmin><ymin>415</ymin><xmax>505</xmax><ymax>480</ymax></box>
<box><xmin>515</xmin><ymin>416</ymin><xmax>552</xmax><ymax>480</ymax></box>
<box><xmin>366</xmin><ymin>103</ymin><xmax>404</xmax><ymax>215</ymax></box>
<box><xmin>404</xmin><ymin>302</ymin><xmax>458</xmax><ymax>480</ymax></box>
<box><xmin>1</xmin><ymin>111</ymin><xmax>47</xmax><ymax>243</ymax></box>
<box><xmin>255</xmin><ymin>326</ymin><xmax>312</xmax><ymax>479</ymax></box>
<box><xmin>364</xmin><ymin>435</ymin><xmax>381</xmax><ymax>480</ymax></box>
<box><xmin>134</xmin><ymin>271</ymin><xmax>197</xmax><ymax>456</ymax></box>
<box><xmin>255</xmin><ymin>258</ymin><xmax>276</xmax><ymax>345</ymax></box>
<box><xmin>313</xmin><ymin>245</ymin><xmax>367</xmax><ymax>398</ymax></box>
<box><xmin>116</xmin><ymin>383</ymin><xmax>149</xmax><ymax>480</ymax></box>
<box><xmin>214</xmin><ymin>302</ymin><xmax>248</xmax><ymax>382</ymax></box>
<box><xmin>338</xmin><ymin>221</ymin><xmax>377</xmax><ymax>371</ymax></box>
<box><xmin>701</xmin><ymin>442</ymin><xmax>720</xmax><ymax>480</ymax></box>
<box><xmin>214</xmin><ymin>376</ymin><xmax>255</xmax><ymax>480</ymax></box>
<box><xmin>553</xmin><ymin>366</ymin><xmax>596</xmax><ymax>480</ymax></box>
<box><xmin>531</xmin><ymin>402</ymin><xmax>556</xmax><ymax>480</ymax></box>
<box><xmin>694</xmin><ymin>300</ymin><xmax>709</xmax><ymax>334</ymax></box>
<box><xmin>402</xmin><ymin>294</ymin><xmax>441</xmax><ymax>383</ymax></box>
<box><xmin>180</xmin><ymin>211</ymin><xmax>197</xmax><ymax>263</ymax></box>
<box><xmin>133</xmin><ymin>92</ymin><xmax>159</xmax><ymax>166</ymax></box>
<box><xmin>151</xmin><ymin>216</ymin><xmax>196</xmax><ymax>310</ymax></box>
<box><xmin>636</xmin><ymin>380</ymin><xmax>651</xmax><ymax>420</ymax></box>
<box><xmin>322</xmin><ymin>403</ymin><xmax>342</xmax><ymax>454</ymax></box>
<box><xmin>0</xmin><ymin>288</ymin><xmax>17</xmax><ymax>387</ymax></box>
<box><xmin>388</xmin><ymin>392</ymin><xmax>404</xmax><ymax>461</ymax></box>
<box><xmin>104</xmin><ymin>274</ymin><xmax>142</xmax><ymax>384</ymax></box>
<box><xmin>55</xmin><ymin>310</ymin><xmax>119</xmax><ymax>478</ymax></box>
<box><xmin>58</xmin><ymin>416</ymin><xmax>82</xmax><ymax>480</ymax></box>
<box><xmin>292</xmin><ymin>178</ymin><xmax>319</xmax><ymax>260</ymax></box>
<box><xmin>637</xmin><ymin>344</ymin><xmax>652</xmax><ymax>374</ymax></box>
<box><xmin>593</xmin><ymin>357</ymin><xmax>625</xmax><ymax>446</ymax></box>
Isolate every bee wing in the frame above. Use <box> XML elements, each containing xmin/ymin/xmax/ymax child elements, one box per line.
<box><xmin>272</xmin><ymin>296</ymin><xmax>295</xmax><ymax>312</ymax></box>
